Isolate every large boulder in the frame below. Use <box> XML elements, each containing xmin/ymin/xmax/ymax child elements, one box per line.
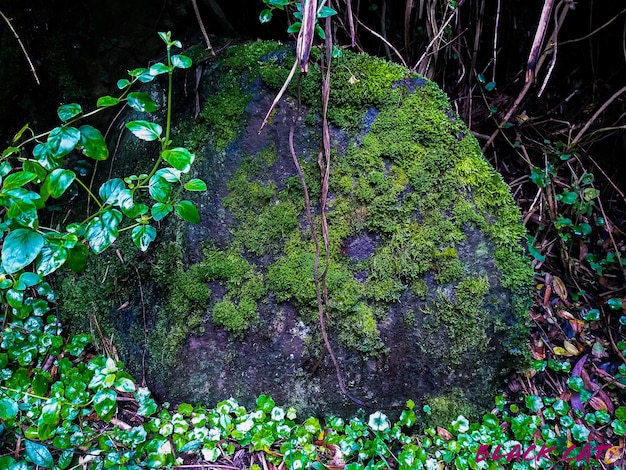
<box><xmin>58</xmin><ymin>41</ymin><xmax>533</xmax><ymax>425</ymax></box>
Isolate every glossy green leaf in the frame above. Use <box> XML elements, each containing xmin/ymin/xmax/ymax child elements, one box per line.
<box><xmin>99</xmin><ymin>178</ymin><xmax>127</xmax><ymax>205</ymax></box>
<box><xmin>78</xmin><ymin>125</ymin><xmax>109</xmax><ymax>160</ymax></box>
<box><xmin>122</xmin><ymin>202</ymin><xmax>148</xmax><ymax>219</ymax></box>
<box><xmin>184</xmin><ymin>179</ymin><xmax>207</xmax><ymax>191</ymax></box>
<box><xmin>126</xmin><ymin>120</ymin><xmax>162</xmax><ymax>141</ymax></box>
<box><xmin>317</xmin><ymin>6</ymin><xmax>337</xmax><ymax>18</ymax></box>
<box><xmin>97</xmin><ymin>95</ymin><xmax>120</xmax><ymax>107</ymax></box>
<box><xmin>66</xmin><ymin>243</ymin><xmax>89</xmax><ymax>272</ymax></box>
<box><xmin>37</xmin><ymin>399</ymin><xmax>60</xmax><ymax>440</ymax></box>
<box><xmin>151</xmin><ymin>202</ymin><xmax>173</xmax><ymax>221</ymax></box>
<box><xmin>148</xmin><ymin>175</ymin><xmax>172</xmax><ymax>203</ymax></box>
<box><xmin>1</xmin><ymin>146</ymin><xmax>19</xmax><ymax>158</ymax></box>
<box><xmin>6</xmin><ymin>195</ymin><xmax>38</xmax><ymax>228</ymax></box>
<box><xmin>117</xmin><ymin>78</ymin><xmax>131</xmax><ymax>89</ymax></box>
<box><xmin>33</xmin><ymin>142</ymin><xmax>57</xmax><ymax>170</ymax></box>
<box><xmin>114</xmin><ymin>375</ymin><xmax>137</xmax><ymax>393</ymax></box>
<box><xmin>259</xmin><ymin>9</ymin><xmax>273</xmax><ymax>23</ymax></box>
<box><xmin>15</xmin><ymin>272</ymin><xmax>41</xmax><ymax>290</ymax></box>
<box><xmin>558</xmin><ymin>190</ymin><xmax>578</xmax><ymax>204</ymax></box>
<box><xmin>25</xmin><ymin>440</ymin><xmax>54</xmax><ymax>468</ymax></box>
<box><xmin>287</xmin><ymin>22</ymin><xmax>302</xmax><ymax>33</ymax></box>
<box><xmin>155</xmin><ymin>167</ymin><xmax>181</xmax><ymax>182</ymax></box>
<box><xmin>2</xmin><ymin>228</ymin><xmax>45</xmax><ymax>273</ymax></box>
<box><xmin>162</xmin><ymin>147</ymin><xmax>194</xmax><ymax>172</ymax></box>
<box><xmin>127</xmin><ymin>92</ymin><xmax>158</xmax><ymax>113</ymax></box>
<box><xmin>608</xmin><ymin>298</ymin><xmax>623</xmax><ymax>310</ymax></box>
<box><xmin>149</xmin><ymin>63</ymin><xmax>171</xmax><ymax>76</ymax></box>
<box><xmin>41</xmin><ymin>169</ymin><xmax>76</xmax><ymax>200</ymax></box>
<box><xmin>36</xmin><ymin>241</ymin><xmax>68</xmax><ymax>276</ymax></box>
<box><xmin>2</xmin><ymin>171</ymin><xmax>37</xmax><ymax>190</ymax></box>
<box><xmin>136</xmin><ymin>387</ymin><xmax>158</xmax><ymax>417</ymax></box>
<box><xmin>23</xmin><ymin>161</ymin><xmax>48</xmax><ymax>183</ymax></box>
<box><xmin>172</xmin><ymin>54</ymin><xmax>192</xmax><ymax>69</ymax></box>
<box><xmin>57</xmin><ymin>103</ymin><xmax>82</xmax><ymax>122</ymax></box>
<box><xmin>131</xmin><ymin>225</ymin><xmax>157</xmax><ymax>251</ymax></box>
<box><xmin>47</xmin><ymin>126</ymin><xmax>81</xmax><ymax>158</ymax></box>
<box><xmin>12</xmin><ymin>123</ymin><xmax>30</xmax><ymax>142</ymax></box>
<box><xmin>85</xmin><ymin>209</ymin><xmax>122</xmax><ymax>254</ymax></box>
<box><xmin>58</xmin><ymin>450</ymin><xmax>73</xmax><ymax>470</ymax></box>
<box><xmin>0</xmin><ymin>398</ymin><xmax>18</xmax><ymax>420</ymax></box>
<box><xmin>93</xmin><ymin>388</ymin><xmax>117</xmax><ymax>421</ymax></box>
<box><xmin>175</xmin><ymin>200</ymin><xmax>200</xmax><ymax>223</ymax></box>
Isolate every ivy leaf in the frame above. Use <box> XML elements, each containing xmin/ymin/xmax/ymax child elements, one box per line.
<box><xmin>78</xmin><ymin>125</ymin><xmax>109</xmax><ymax>160</ymax></box>
<box><xmin>37</xmin><ymin>399</ymin><xmax>61</xmax><ymax>440</ymax></box>
<box><xmin>25</xmin><ymin>440</ymin><xmax>54</xmax><ymax>468</ymax></box>
<box><xmin>99</xmin><ymin>178</ymin><xmax>127</xmax><ymax>205</ymax></box>
<box><xmin>259</xmin><ymin>9</ymin><xmax>273</xmax><ymax>23</ymax></box>
<box><xmin>149</xmin><ymin>175</ymin><xmax>172</xmax><ymax>203</ymax></box>
<box><xmin>2</xmin><ymin>228</ymin><xmax>45</xmax><ymax>273</ymax></box>
<box><xmin>23</xmin><ymin>161</ymin><xmax>48</xmax><ymax>184</ymax></box>
<box><xmin>0</xmin><ymin>398</ymin><xmax>18</xmax><ymax>420</ymax></box>
<box><xmin>317</xmin><ymin>6</ymin><xmax>337</xmax><ymax>18</ymax></box>
<box><xmin>66</xmin><ymin>243</ymin><xmax>89</xmax><ymax>272</ymax></box>
<box><xmin>93</xmin><ymin>388</ymin><xmax>118</xmax><ymax>421</ymax></box>
<box><xmin>136</xmin><ymin>387</ymin><xmax>158</xmax><ymax>417</ymax></box>
<box><xmin>6</xmin><ymin>194</ymin><xmax>38</xmax><ymax>228</ymax></box>
<box><xmin>162</xmin><ymin>147</ymin><xmax>194</xmax><ymax>172</ymax></box>
<box><xmin>85</xmin><ymin>209</ymin><xmax>122</xmax><ymax>254</ymax></box>
<box><xmin>57</xmin><ymin>103</ymin><xmax>82</xmax><ymax>122</ymax></box>
<box><xmin>117</xmin><ymin>78</ymin><xmax>131</xmax><ymax>89</ymax></box>
<box><xmin>287</xmin><ymin>21</ymin><xmax>302</xmax><ymax>33</ymax></box>
<box><xmin>125</xmin><ymin>120</ymin><xmax>163</xmax><ymax>142</ymax></box>
<box><xmin>155</xmin><ymin>167</ymin><xmax>181</xmax><ymax>183</ymax></box>
<box><xmin>114</xmin><ymin>374</ymin><xmax>137</xmax><ymax>393</ymax></box>
<box><xmin>47</xmin><ymin>126</ymin><xmax>81</xmax><ymax>158</ymax></box>
<box><xmin>149</xmin><ymin>62</ymin><xmax>172</xmax><ymax>76</ymax></box>
<box><xmin>151</xmin><ymin>202</ymin><xmax>173</xmax><ymax>221</ymax></box>
<box><xmin>97</xmin><ymin>95</ymin><xmax>120</xmax><ymax>107</ymax></box>
<box><xmin>41</xmin><ymin>169</ymin><xmax>76</xmax><ymax>200</ymax></box>
<box><xmin>131</xmin><ymin>225</ymin><xmax>157</xmax><ymax>251</ymax></box>
<box><xmin>58</xmin><ymin>450</ymin><xmax>74</xmax><ymax>470</ymax></box>
<box><xmin>175</xmin><ymin>200</ymin><xmax>200</xmax><ymax>223</ymax></box>
<box><xmin>184</xmin><ymin>179</ymin><xmax>207</xmax><ymax>191</ymax></box>
<box><xmin>2</xmin><ymin>171</ymin><xmax>38</xmax><ymax>190</ymax></box>
<box><xmin>127</xmin><ymin>92</ymin><xmax>158</xmax><ymax>113</ymax></box>
<box><xmin>36</xmin><ymin>241</ymin><xmax>68</xmax><ymax>276</ymax></box>
<box><xmin>171</xmin><ymin>54</ymin><xmax>192</xmax><ymax>69</ymax></box>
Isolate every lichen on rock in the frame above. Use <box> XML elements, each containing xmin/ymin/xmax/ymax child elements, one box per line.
<box><xmin>57</xmin><ymin>40</ymin><xmax>533</xmax><ymax>424</ymax></box>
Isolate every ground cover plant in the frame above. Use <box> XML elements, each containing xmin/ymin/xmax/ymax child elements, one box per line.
<box><xmin>1</xmin><ymin>1</ymin><xmax>626</xmax><ymax>468</ymax></box>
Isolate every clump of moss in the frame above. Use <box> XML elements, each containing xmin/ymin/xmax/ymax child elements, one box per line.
<box><xmin>423</xmin><ymin>388</ymin><xmax>481</xmax><ymax>428</ymax></box>
<box><xmin>212</xmin><ymin>298</ymin><xmax>257</xmax><ymax>337</ymax></box>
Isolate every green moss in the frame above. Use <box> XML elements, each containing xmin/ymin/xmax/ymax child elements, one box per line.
<box><xmin>421</xmin><ymin>276</ymin><xmax>490</xmax><ymax>366</ymax></box>
<box><xmin>212</xmin><ymin>298</ymin><xmax>257</xmax><ymax>337</ymax></box>
<box><xmin>423</xmin><ymin>388</ymin><xmax>481</xmax><ymax>428</ymax></box>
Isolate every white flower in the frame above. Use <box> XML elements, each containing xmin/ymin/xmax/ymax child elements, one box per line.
<box><xmin>368</xmin><ymin>411</ymin><xmax>390</xmax><ymax>431</ymax></box>
<box><xmin>271</xmin><ymin>406</ymin><xmax>285</xmax><ymax>421</ymax></box>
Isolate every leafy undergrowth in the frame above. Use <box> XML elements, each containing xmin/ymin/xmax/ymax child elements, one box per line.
<box><xmin>1</xmin><ymin>156</ymin><xmax>626</xmax><ymax>470</ymax></box>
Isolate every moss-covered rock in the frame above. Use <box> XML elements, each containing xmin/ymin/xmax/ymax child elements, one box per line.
<box><xmin>57</xmin><ymin>41</ymin><xmax>533</xmax><ymax>424</ymax></box>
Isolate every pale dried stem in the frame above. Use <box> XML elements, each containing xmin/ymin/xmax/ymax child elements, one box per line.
<box><xmin>0</xmin><ymin>9</ymin><xmax>40</xmax><ymax>84</ymax></box>
<box><xmin>569</xmin><ymin>84</ymin><xmax>626</xmax><ymax>149</ymax></box>
<box><xmin>355</xmin><ymin>16</ymin><xmax>408</xmax><ymax>67</ymax></box>
<box><xmin>191</xmin><ymin>0</ymin><xmax>214</xmax><ymax>54</ymax></box>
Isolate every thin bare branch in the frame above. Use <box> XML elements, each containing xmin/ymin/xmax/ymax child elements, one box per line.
<box><xmin>0</xmin><ymin>9</ymin><xmax>40</xmax><ymax>85</ymax></box>
<box><xmin>569</xmin><ymin>84</ymin><xmax>626</xmax><ymax>149</ymax></box>
<box><xmin>355</xmin><ymin>16</ymin><xmax>407</xmax><ymax>67</ymax></box>
<box><xmin>191</xmin><ymin>0</ymin><xmax>215</xmax><ymax>55</ymax></box>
